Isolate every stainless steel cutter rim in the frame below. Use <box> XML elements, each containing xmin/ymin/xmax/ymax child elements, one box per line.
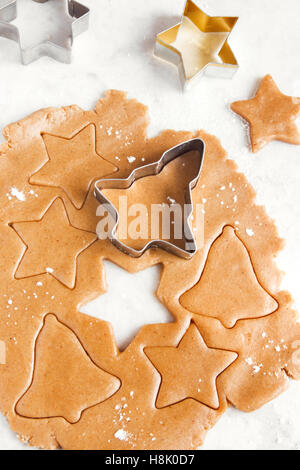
<box><xmin>154</xmin><ymin>0</ymin><xmax>239</xmax><ymax>90</ymax></box>
<box><xmin>94</xmin><ymin>138</ymin><xmax>205</xmax><ymax>259</ymax></box>
<box><xmin>0</xmin><ymin>0</ymin><xmax>89</xmax><ymax>64</ymax></box>
<box><xmin>155</xmin><ymin>28</ymin><xmax>238</xmax><ymax>88</ymax></box>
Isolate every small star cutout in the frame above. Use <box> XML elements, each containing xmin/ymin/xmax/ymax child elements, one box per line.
<box><xmin>145</xmin><ymin>323</ymin><xmax>237</xmax><ymax>409</ymax></box>
<box><xmin>30</xmin><ymin>124</ymin><xmax>117</xmax><ymax>209</ymax></box>
<box><xmin>231</xmin><ymin>74</ymin><xmax>300</xmax><ymax>153</ymax></box>
<box><xmin>12</xmin><ymin>198</ymin><xmax>97</xmax><ymax>289</ymax></box>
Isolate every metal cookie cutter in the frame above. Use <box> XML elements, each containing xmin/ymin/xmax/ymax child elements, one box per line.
<box><xmin>94</xmin><ymin>138</ymin><xmax>205</xmax><ymax>259</ymax></box>
<box><xmin>155</xmin><ymin>0</ymin><xmax>238</xmax><ymax>90</ymax></box>
<box><xmin>0</xmin><ymin>0</ymin><xmax>89</xmax><ymax>64</ymax></box>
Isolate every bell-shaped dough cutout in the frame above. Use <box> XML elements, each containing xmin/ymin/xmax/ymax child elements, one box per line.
<box><xmin>180</xmin><ymin>226</ymin><xmax>278</xmax><ymax>328</ymax></box>
<box><xmin>16</xmin><ymin>314</ymin><xmax>120</xmax><ymax>423</ymax></box>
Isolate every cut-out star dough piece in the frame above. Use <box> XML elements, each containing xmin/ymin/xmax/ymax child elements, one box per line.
<box><xmin>12</xmin><ymin>198</ymin><xmax>97</xmax><ymax>289</ymax></box>
<box><xmin>180</xmin><ymin>226</ymin><xmax>278</xmax><ymax>328</ymax></box>
<box><xmin>16</xmin><ymin>314</ymin><xmax>120</xmax><ymax>424</ymax></box>
<box><xmin>100</xmin><ymin>150</ymin><xmax>201</xmax><ymax>252</ymax></box>
<box><xmin>30</xmin><ymin>124</ymin><xmax>117</xmax><ymax>209</ymax></box>
<box><xmin>231</xmin><ymin>74</ymin><xmax>300</xmax><ymax>153</ymax></box>
<box><xmin>145</xmin><ymin>323</ymin><xmax>237</xmax><ymax>409</ymax></box>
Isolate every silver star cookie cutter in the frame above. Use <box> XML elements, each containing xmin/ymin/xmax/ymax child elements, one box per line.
<box><xmin>94</xmin><ymin>138</ymin><xmax>205</xmax><ymax>259</ymax></box>
<box><xmin>0</xmin><ymin>0</ymin><xmax>89</xmax><ymax>64</ymax></box>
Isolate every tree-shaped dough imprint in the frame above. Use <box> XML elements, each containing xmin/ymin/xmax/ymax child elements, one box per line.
<box><xmin>180</xmin><ymin>226</ymin><xmax>278</xmax><ymax>328</ymax></box>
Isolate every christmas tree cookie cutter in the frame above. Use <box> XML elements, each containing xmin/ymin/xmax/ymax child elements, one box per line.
<box><xmin>154</xmin><ymin>0</ymin><xmax>239</xmax><ymax>90</ymax></box>
<box><xmin>0</xmin><ymin>0</ymin><xmax>89</xmax><ymax>64</ymax></box>
<box><xmin>94</xmin><ymin>138</ymin><xmax>205</xmax><ymax>259</ymax></box>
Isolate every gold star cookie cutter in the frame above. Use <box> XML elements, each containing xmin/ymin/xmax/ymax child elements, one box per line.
<box><xmin>155</xmin><ymin>0</ymin><xmax>239</xmax><ymax>90</ymax></box>
<box><xmin>94</xmin><ymin>138</ymin><xmax>205</xmax><ymax>259</ymax></box>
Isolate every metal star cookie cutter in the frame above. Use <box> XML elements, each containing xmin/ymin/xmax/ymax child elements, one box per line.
<box><xmin>155</xmin><ymin>0</ymin><xmax>238</xmax><ymax>90</ymax></box>
<box><xmin>0</xmin><ymin>0</ymin><xmax>89</xmax><ymax>64</ymax></box>
<box><xmin>94</xmin><ymin>138</ymin><xmax>205</xmax><ymax>259</ymax></box>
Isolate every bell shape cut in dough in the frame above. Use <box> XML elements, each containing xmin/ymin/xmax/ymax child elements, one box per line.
<box><xmin>16</xmin><ymin>314</ymin><xmax>120</xmax><ymax>423</ymax></box>
<box><xmin>180</xmin><ymin>226</ymin><xmax>278</xmax><ymax>328</ymax></box>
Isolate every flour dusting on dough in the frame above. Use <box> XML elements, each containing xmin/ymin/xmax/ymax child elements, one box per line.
<box><xmin>10</xmin><ymin>187</ymin><xmax>26</xmax><ymax>201</ymax></box>
<box><xmin>114</xmin><ymin>429</ymin><xmax>132</xmax><ymax>441</ymax></box>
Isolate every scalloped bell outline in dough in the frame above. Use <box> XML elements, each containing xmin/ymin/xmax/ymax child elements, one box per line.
<box><xmin>180</xmin><ymin>226</ymin><xmax>278</xmax><ymax>328</ymax></box>
<box><xmin>16</xmin><ymin>314</ymin><xmax>121</xmax><ymax>424</ymax></box>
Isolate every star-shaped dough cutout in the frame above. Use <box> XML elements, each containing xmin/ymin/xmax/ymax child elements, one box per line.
<box><xmin>145</xmin><ymin>323</ymin><xmax>237</xmax><ymax>409</ymax></box>
<box><xmin>12</xmin><ymin>198</ymin><xmax>97</xmax><ymax>289</ymax></box>
<box><xmin>30</xmin><ymin>124</ymin><xmax>117</xmax><ymax>209</ymax></box>
<box><xmin>231</xmin><ymin>74</ymin><xmax>300</xmax><ymax>153</ymax></box>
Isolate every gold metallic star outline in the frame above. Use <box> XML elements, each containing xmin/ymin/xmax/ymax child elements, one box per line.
<box><xmin>155</xmin><ymin>0</ymin><xmax>238</xmax><ymax>89</ymax></box>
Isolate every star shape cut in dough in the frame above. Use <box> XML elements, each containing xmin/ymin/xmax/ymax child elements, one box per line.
<box><xmin>12</xmin><ymin>198</ymin><xmax>97</xmax><ymax>288</ymax></box>
<box><xmin>145</xmin><ymin>323</ymin><xmax>237</xmax><ymax>409</ymax></box>
<box><xmin>30</xmin><ymin>124</ymin><xmax>117</xmax><ymax>209</ymax></box>
<box><xmin>231</xmin><ymin>74</ymin><xmax>300</xmax><ymax>153</ymax></box>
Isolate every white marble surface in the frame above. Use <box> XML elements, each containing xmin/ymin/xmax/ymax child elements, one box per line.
<box><xmin>80</xmin><ymin>261</ymin><xmax>173</xmax><ymax>351</ymax></box>
<box><xmin>0</xmin><ymin>0</ymin><xmax>300</xmax><ymax>450</ymax></box>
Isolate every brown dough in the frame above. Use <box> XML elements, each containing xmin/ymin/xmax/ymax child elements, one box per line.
<box><xmin>30</xmin><ymin>124</ymin><xmax>117</xmax><ymax>209</ymax></box>
<box><xmin>12</xmin><ymin>198</ymin><xmax>97</xmax><ymax>289</ymax></box>
<box><xmin>231</xmin><ymin>74</ymin><xmax>300</xmax><ymax>153</ymax></box>
<box><xmin>0</xmin><ymin>90</ymin><xmax>299</xmax><ymax>450</ymax></box>
<box><xmin>145</xmin><ymin>322</ymin><xmax>237</xmax><ymax>409</ymax></box>
<box><xmin>16</xmin><ymin>314</ymin><xmax>120</xmax><ymax>424</ymax></box>
<box><xmin>180</xmin><ymin>226</ymin><xmax>278</xmax><ymax>328</ymax></box>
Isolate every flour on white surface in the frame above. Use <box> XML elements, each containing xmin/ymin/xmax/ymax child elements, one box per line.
<box><xmin>79</xmin><ymin>261</ymin><xmax>173</xmax><ymax>350</ymax></box>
